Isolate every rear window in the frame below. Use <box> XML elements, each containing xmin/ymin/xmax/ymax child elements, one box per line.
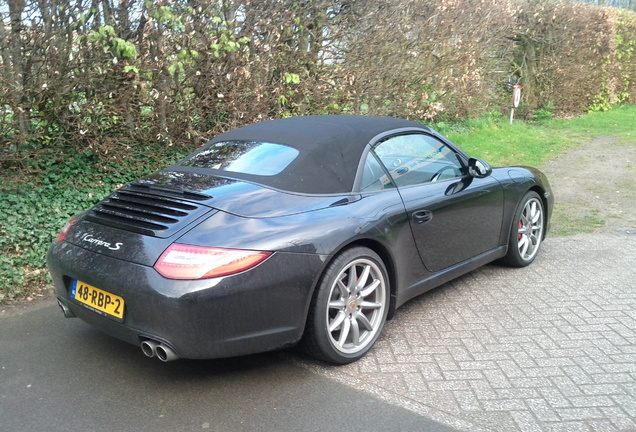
<box><xmin>179</xmin><ymin>141</ymin><xmax>299</xmax><ymax>176</ymax></box>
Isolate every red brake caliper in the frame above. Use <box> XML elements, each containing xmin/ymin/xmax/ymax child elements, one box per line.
<box><xmin>518</xmin><ymin>220</ymin><xmax>523</xmax><ymax>240</ymax></box>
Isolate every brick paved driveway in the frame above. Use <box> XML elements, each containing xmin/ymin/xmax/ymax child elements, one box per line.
<box><xmin>299</xmin><ymin>232</ymin><xmax>636</xmax><ymax>431</ymax></box>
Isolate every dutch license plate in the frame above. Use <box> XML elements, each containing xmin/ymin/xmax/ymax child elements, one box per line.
<box><xmin>71</xmin><ymin>280</ymin><xmax>125</xmax><ymax>320</ymax></box>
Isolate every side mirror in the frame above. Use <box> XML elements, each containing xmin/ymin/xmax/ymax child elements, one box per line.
<box><xmin>468</xmin><ymin>158</ymin><xmax>492</xmax><ymax>178</ymax></box>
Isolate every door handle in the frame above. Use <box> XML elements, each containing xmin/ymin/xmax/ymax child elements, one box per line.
<box><xmin>413</xmin><ymin>210</ymin><xmax>433</xmax><ymax>223</ymax></box>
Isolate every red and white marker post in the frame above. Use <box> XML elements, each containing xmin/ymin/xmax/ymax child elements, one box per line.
<box><xmin>510</xmin><ymin>84</ymin><xmax>522</xmax><ymax>124</ymax></box>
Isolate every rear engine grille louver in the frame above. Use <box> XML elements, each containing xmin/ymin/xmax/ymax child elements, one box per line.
<box><xmin>86</xmin><ymin>185</ymin><xmax>212</xmax><ymax>238</ymax></box>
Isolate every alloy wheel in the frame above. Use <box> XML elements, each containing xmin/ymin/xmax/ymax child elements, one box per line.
<box><xmin>325</xmin><ymin>258</ymin><xmax>387</xmax><ymax>355</ymax></box>
<box><xmin>516</xmin><ymin>197</ymin><xmax>544</xmax><ymax>262</ymax></box>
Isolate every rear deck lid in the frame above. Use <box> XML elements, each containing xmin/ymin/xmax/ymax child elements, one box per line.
<box><xmin>84</xmin><ymin>181</ymin><xmax>212</xmax><ymax>238</ymax></box>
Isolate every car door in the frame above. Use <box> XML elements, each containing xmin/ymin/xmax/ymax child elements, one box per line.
<box><xmin>371</xmin><ymin>133</ymin><xmax>504</xmax><ymax>273</ymax></box>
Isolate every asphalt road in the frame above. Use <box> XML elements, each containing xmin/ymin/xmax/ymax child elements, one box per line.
<box><xmin>0</xmin><ymin>301</ymin><xmax>456</xmax><ymax>432</ymax></box>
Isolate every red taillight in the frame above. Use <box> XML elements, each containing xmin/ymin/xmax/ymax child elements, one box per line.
<box><xmin>57</xmin><ymin>218</ymin><xmax>77</xmax><ymax>242</ymax></box>
<box><xmin>154</xmin><ymin>244</ymin><xmax>272</xmax><ymax>280</ymax></box>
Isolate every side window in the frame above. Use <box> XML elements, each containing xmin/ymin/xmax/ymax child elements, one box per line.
<box><xmin>372</xmin><ymin>134</ymin><xmax>463</xmax><ymax>188</ymax></box>
<box><xmin>360</xmin><ymin>153</ymin><xmax>394</xmax><ymax>192</ymax></box>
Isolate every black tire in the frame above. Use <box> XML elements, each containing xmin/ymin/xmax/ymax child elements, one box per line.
<box><xmin>302</xmin><ymin>247</ymin><xmax>389</xmax><ymax>364</ymax></box>
<box><xmin>501</xmin><ymin>191</ymin><xmax>545</xmax><ymax>267</ymax></box>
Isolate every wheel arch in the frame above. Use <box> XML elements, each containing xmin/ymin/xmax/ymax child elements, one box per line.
<box><xmin>528</xmin><ymin>185</ymin><xmax>549</xmax><ymax>240</ymax></box>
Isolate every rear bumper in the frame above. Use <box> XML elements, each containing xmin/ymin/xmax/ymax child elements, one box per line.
<box><xmin>47</xmin><ymin>241</ymin><xmax>326</xmax><ymax>359</ymax></box>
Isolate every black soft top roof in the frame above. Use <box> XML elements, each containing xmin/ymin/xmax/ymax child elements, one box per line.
<box><xmin>203</xmin><ymin>115</ymin><xmax>430</xmax><ymax>194</ymax></box>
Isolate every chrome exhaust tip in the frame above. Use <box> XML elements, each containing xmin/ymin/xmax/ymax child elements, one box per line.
<box><xmin>57</xmin><ymin>299</ymin><xmax>76</xmax><ymax>318</ymax></box>
<box><xmin>141</xmin><ymin>340</ymin><xmax>179</xmax><ymax>361</ymax></box>
<box><xmin>141</xmin><ymin>340</ymin><xmax>159</xmax><ymax>358</ymax></box>
<box><xmin>156</xmin><ymin>344</ymin><xmax>179</xmax><ymax>362</ymax></box>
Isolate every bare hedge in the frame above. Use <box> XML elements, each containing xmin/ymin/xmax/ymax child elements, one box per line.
<box><xmin>1</xmin><ymin>0</ymin><xmax>634</xmax><ymax>161</ymax></box>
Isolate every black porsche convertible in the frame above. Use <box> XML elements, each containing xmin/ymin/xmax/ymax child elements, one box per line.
<box><xmin>47</xmin><ymin>115</ymin><xmax>553</xmax><ymax>364</ymax></box>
